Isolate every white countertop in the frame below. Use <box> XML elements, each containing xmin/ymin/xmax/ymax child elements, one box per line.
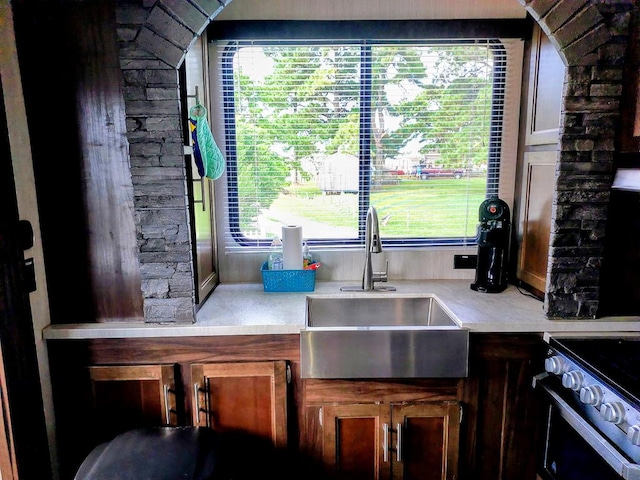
<box><xmin>42</xmin><ymin>280</ymin><xmax>640</xmax><ymax>340</ymax></box>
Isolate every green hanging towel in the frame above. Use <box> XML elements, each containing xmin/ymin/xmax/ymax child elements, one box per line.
<box><xmin>188</xmin><ymin>104</ymin><xmax>226</xmax><ymax>180</ymax></box>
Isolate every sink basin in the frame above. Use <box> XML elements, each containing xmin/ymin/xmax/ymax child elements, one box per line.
<box><xmin>300</xmin><ymin>293</ymin><xmax>468</xmax><ymax>379</ymax></box>
<box><xmin>305</xmin><ymin>294</ymin><xmax>459</xmax><ymax>328</ymax></box>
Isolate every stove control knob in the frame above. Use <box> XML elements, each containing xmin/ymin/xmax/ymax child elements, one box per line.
<box><xmin>600</xmin><ymin>402</ymin><xmax>626</xmax><ymax>425</ymax></box>
<box><xmin>628</xmin><ymin>425</ymin><xmax>640</xmax><ymax>446</ymax></box>
<box><xmin>544</xmin><ymin>356</ymin><xmax>567</xmax><ymax>375</ymax></box>
<box><xmin>579</xmin><ymin>385</ymin><xmax>603</xmax><ymax>406</ymax></box>
<box><xmin>562</xmin><ymin>371</ymin><xmax>584</xmax><ymax>391</ymax></box>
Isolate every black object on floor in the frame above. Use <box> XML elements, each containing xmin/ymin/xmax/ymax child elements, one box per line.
<box><xmin>74</xmin><ymin>426</ymin><xmax>334</xmax><ymax>480</ymax></box>
<box><xmin>74</xmin><ymin>426</ymin><xmax>222</xmax><ymax>480</ymax></box>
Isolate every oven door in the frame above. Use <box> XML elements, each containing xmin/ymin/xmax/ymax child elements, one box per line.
<box><xmin>535</xmin><ymin>375</ymin><xmax>640</xmax><ymax>480</ymax></box>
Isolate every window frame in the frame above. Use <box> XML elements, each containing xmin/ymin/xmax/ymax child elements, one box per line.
<box><xmin>213</xmin><ymin>20</ymin><xmax>525</xmax><ymax>250</ymax></box>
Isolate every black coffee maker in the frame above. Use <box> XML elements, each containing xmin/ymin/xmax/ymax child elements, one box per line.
<box><xmin>470</xmin><ymin>197</ymin><xmax>511</xmax><ymax>293</ymax></box>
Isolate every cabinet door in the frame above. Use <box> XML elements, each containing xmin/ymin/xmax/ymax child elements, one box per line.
<box><xmin>516</xmin><ymin>152</ymin><xmax>556</xmax><ymax>293</ymax></box>
<box><xmin>322</xmin><ymin>404</ymin><xmax>390</xmax><ymax>480</ymax></box>
<box><xmin>392</xmin><ymin>402</ymin><xmax>461</xmax><ymax>480</ymax></box>
<box><xmin>524</xmin><ymin>23</ymin><xmax>565</xmax><ymax>145</ymax></box>
<box><xmin>191</xmin><ymin>361</ymin><xmax>288</xmax><ymax>448</ymax></box>
<box><xmin>322</xmin><ymin>402</ymin><xmax>460</xmax><ymax>480</ymax></box>
<box><xmin>88</xmin><ymin>365</ymin><xmax>178</xmax><ymax>442</ymax></box>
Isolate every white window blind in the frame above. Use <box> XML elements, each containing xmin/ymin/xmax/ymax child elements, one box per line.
<box><xmin>215</xmin><ymin>38</ymin><xmax>519</xmax><ymax>251</ymax></box>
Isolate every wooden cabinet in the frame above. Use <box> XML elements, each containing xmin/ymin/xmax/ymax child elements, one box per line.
<box><xmin>85</xmin><ymin>361</ymin><xmax>289</xmax><ymax>448</ymax></box>
<box><xmin>48</xmin><ymin>334</ymin><xmax>542</xmax><ymax>480</ymax></box>
<box><xmin>515</xmin><ymin>23</ymin><xmax>564</xmax><ymax>295</ymax></box>
<box><xmin>516</xmin><ymin>152</ymin><xmax>556</xmax><ymax>293</ymax></box>
<box><xmin>391</xmin><ymin>403</ymin><xmax>460</xmax><ymax>480</ymax></box>
<box><xmin>84</xmin><ymin>360</ymin><xmax>289</xmax><ymax>449</ymax></box>
<box><xmin>47</xmin><ymin>336</ymin><xmax>299</xmax><ymax>479</ymax></box>
<box><xmin>321</xmin><ymin>401</ymin><xmax>460</xmax><ymax>480</ymax></box>
<box><xmin>191</xmin><ymin>361</ymin><xmax>289</xmax><ymax>448</ymax></box>
<box><xmin>303</xmin><ymin>335</ymin><xmax>544</xmax><ymax>480</ymax></box>
<box><xmin>87</xmin><ymin>365</ymin><xmax>178</xmax><ymax>444</ymax></box>
<box><xmin>523</xmin><ymin>23</ymin><xmax>564</xmax><ymax>146</ymax></box>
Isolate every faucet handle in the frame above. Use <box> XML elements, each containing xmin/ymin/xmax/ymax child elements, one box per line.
<box><xmin>371</xmin><ymin>260</ymin><xmax>396</xmax><ymax>291</ymax></box>
<box><xmin>373</xmin><ymin>259</ymin><xmax>390</xmax><ymax>283</ymax></box>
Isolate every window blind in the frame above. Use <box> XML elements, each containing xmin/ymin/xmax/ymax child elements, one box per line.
<box><xmin>214</xmin><ymin>38</ymin><xmax>521</xmax><ymax>252</ymax></box>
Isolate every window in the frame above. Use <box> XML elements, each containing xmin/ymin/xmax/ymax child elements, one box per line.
<box><xmin>213</xmin><ymin>23</ymin><xmax>522</xmax><ymax>251</ymax></box>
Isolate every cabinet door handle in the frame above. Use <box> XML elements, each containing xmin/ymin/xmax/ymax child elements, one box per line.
<box><xmin>396</xmin><ymin>422</ymin><xmax>402</xmax><ymax>462</ymax></box>
<box><xmin>163</xmin><ymin>384</ymin><xmax>171</xmax><ymax>425</ymax></box>
<box><xmin>383</xmin><ymin>423</ymin><xmax>389</xmax><ymax>463</ymax></box>
<box><xmin>193</xmin><ymin>383</ymin><xmax>201</xmax><ymax>423</ymax></box>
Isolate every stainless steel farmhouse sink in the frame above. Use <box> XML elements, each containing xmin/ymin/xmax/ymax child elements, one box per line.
<box><xmin>300</xmin><ymin>293</ymin><xmax>469</xmax><ymax>379</ymax></box>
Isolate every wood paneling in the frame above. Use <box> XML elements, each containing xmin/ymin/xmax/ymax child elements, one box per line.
<box><xmin>12</xmin><ymin>0</ymin><xmax>142</xmax><ymax>323</ymax></box>
<box><xmin>459</xmin><ymin>334</ymin><xmax>545</xmax><ymax>480</ymax></box>
<box><xmin>304</xmin><ymin>379</ymin><xmax>459</xmax><ymax>405</ymax></box>
<box><xmin>71</xmin><ymin>1</ymin><xmax>143</xmax><ymax>322</ymax></box>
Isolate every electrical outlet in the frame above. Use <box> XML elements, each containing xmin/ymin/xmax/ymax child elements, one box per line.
<box><xmin>453</xmin><ymin>254</ymin><xmax>477</xmax><ymax>269</ymax></box>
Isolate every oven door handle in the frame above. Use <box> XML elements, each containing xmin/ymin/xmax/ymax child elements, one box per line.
<box><xmin>539</xmin><ymin>381</ymin><xmax>640</xmax><ymax>480</ymax></box>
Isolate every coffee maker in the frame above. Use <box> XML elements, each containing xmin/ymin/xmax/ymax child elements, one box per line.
<box><xmin>470</xmin><ymin>197</ymin><xmax>511</xmax><ymax>293</ymax></box>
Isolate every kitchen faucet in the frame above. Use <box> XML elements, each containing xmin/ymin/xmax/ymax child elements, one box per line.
<box><xmin>341</xmin><ymin>206</ymin><xmax>395</xmax><ymax>292</ymax></box>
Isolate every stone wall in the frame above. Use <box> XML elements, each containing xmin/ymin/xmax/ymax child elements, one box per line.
<box><xmin>115</xmin><ymin>0</ymin><xmax>637</xmax><ymax>321</ymax></box>
<box><xmin>519</xmin><ymin>0</ymin><xmax>636</xmax><ymax>318</ymax></box>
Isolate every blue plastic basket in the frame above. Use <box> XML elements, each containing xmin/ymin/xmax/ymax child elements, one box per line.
<box><xmin>261</xmin><ymin>262</ymin><xmax>316</xmax><ymax>292</ymax></box>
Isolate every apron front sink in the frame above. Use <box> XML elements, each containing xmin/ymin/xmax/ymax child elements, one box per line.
<box><xmin>300</xmin><ymin>293</ymin><xmax>469</xmax><ymax>379</ymax></box>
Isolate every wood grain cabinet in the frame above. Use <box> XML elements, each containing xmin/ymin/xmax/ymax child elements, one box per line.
<box><xmin>515</xmin><ymin>23</ymin><xmax>565</xmax><ymax>295</ymax></box>
<box><xmin>321</xmin><ymin>401</ymin><xmax>460</xmax><ymax>480</ymax></box>
<box><xmin>86</xmin><ymin>361</ymin><xmax>290</xmax><ymax>449</ymax></box>
<box><xmin>516</xmin><ymin>152</ymin><xmax>556</xmax><ymax>293</ymax></box>
<box><xmin>87</xmin><ymin>365</ymin><xmax>178</xmax><ymax>444</ymax></box>
<box><xmin>191</xmin><ymin>360</ymin><xmax>289</xmax><ymax>448</ymax></box>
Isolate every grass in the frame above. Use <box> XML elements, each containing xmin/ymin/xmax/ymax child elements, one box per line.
<box><xmin>266</xmin><ymin>176</ymin><xmax>488</xmax><ymax>238</ymax></box>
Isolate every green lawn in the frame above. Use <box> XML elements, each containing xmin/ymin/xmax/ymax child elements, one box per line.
<box><xmin>267</xmin><ymin>176</ymin><xmax>487</xmax><ymax>238</ymax></box>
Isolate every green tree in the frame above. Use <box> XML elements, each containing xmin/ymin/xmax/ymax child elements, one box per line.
<box><xmin>235</xmin><ymin>121</ymin><xmax>289</xmax><ymax>231</ymax></box>
<box><xmin>231</xmin><ymin>42</ymin><xmax>496</xmax><ymax>233</ymax></box>
<box><xmin>371</xmin><ymin>45</ymin><xmax>494</xmax><ymax>170</ymax></box>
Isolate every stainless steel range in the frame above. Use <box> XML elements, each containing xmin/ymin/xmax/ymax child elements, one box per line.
<box><xmin>534</xmin><ymin>335</ymin><xmax>640</xmax><ymax>480</ymax></box>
